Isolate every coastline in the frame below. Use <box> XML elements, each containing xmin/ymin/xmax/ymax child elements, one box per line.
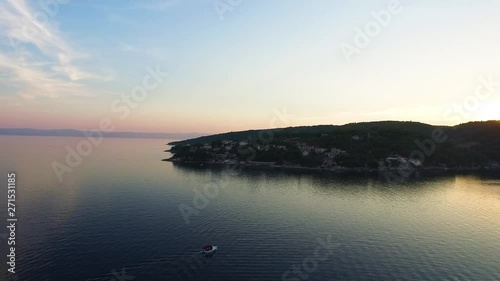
<box><xmin>162</xmin><ymin>158</ymin><xmax>500</xmax><ymax>174</ymax></box>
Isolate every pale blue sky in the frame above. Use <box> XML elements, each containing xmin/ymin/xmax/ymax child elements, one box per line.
<box><xmin>2</xmin><ymin>0</ymin><xmax>500</xmax><ymax>133</ymax></box>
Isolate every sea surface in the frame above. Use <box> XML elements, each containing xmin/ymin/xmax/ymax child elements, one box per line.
<box><xmin>0</xmin><ymin>136</ymin><xmax>499</xmax><ymax>281</ymax></box>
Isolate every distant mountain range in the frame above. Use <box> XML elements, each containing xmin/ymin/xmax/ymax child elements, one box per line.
<box><xmin>0</xmin><ymin>128</ymin><xmax>205</xmax><ymax>140</ymax></box>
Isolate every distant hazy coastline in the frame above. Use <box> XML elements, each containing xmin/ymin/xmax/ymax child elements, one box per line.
<box><xmin>0</xmin><ymin>128</ymin><xmax>204</xmax><ymax>140</ymax></box>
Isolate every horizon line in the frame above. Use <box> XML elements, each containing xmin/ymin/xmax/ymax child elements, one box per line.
<box><xmin>2</xmin><ymin>120</ymin><xmax>498</xmax><ymax>138</ymax></box>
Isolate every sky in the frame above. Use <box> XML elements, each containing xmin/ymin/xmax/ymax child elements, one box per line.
<box><xmin>1</xmin><ymin>0</ymin><xmax>500</xmax><ymax>134</ymax></box>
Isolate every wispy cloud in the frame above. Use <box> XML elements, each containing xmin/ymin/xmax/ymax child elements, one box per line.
<box><xmin>0</xmin><ymin>0</ymin><xmax>107</xmax><ymax>99</ymax></box>
<box><xmin>0</xmin><ymin>52</ymin><xmax>90</xmax><ymax>99</ymax></box>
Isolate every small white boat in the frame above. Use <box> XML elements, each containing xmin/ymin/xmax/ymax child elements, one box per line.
<box><xmin>202</xmin><ymin>245</ymin><xmax>217</xmax><ymax>255</ymax></box>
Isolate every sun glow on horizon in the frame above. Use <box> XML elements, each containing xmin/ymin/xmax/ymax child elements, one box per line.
<box><xmin>473</xmin><ymin>99</ymin><xmax>500</xmax><ymax>122</ymax></box>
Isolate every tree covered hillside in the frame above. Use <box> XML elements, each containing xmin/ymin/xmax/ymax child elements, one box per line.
<box><xmin>168</xmin><ymin>121</ymin><xmax>500</xmax><ymax>169</ymax></box>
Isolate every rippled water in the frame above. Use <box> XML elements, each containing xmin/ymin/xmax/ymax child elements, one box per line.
<box><xmin>1</xmin><ymin>136</ymin><xmax>499</xmax><ymax>281</ymax></box>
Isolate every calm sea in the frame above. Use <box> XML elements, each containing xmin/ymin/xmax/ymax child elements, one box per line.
<box><xmin>0</xmin><ymin>136</ymin><xmax>499</xmax><ymax>281</ymax></box>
